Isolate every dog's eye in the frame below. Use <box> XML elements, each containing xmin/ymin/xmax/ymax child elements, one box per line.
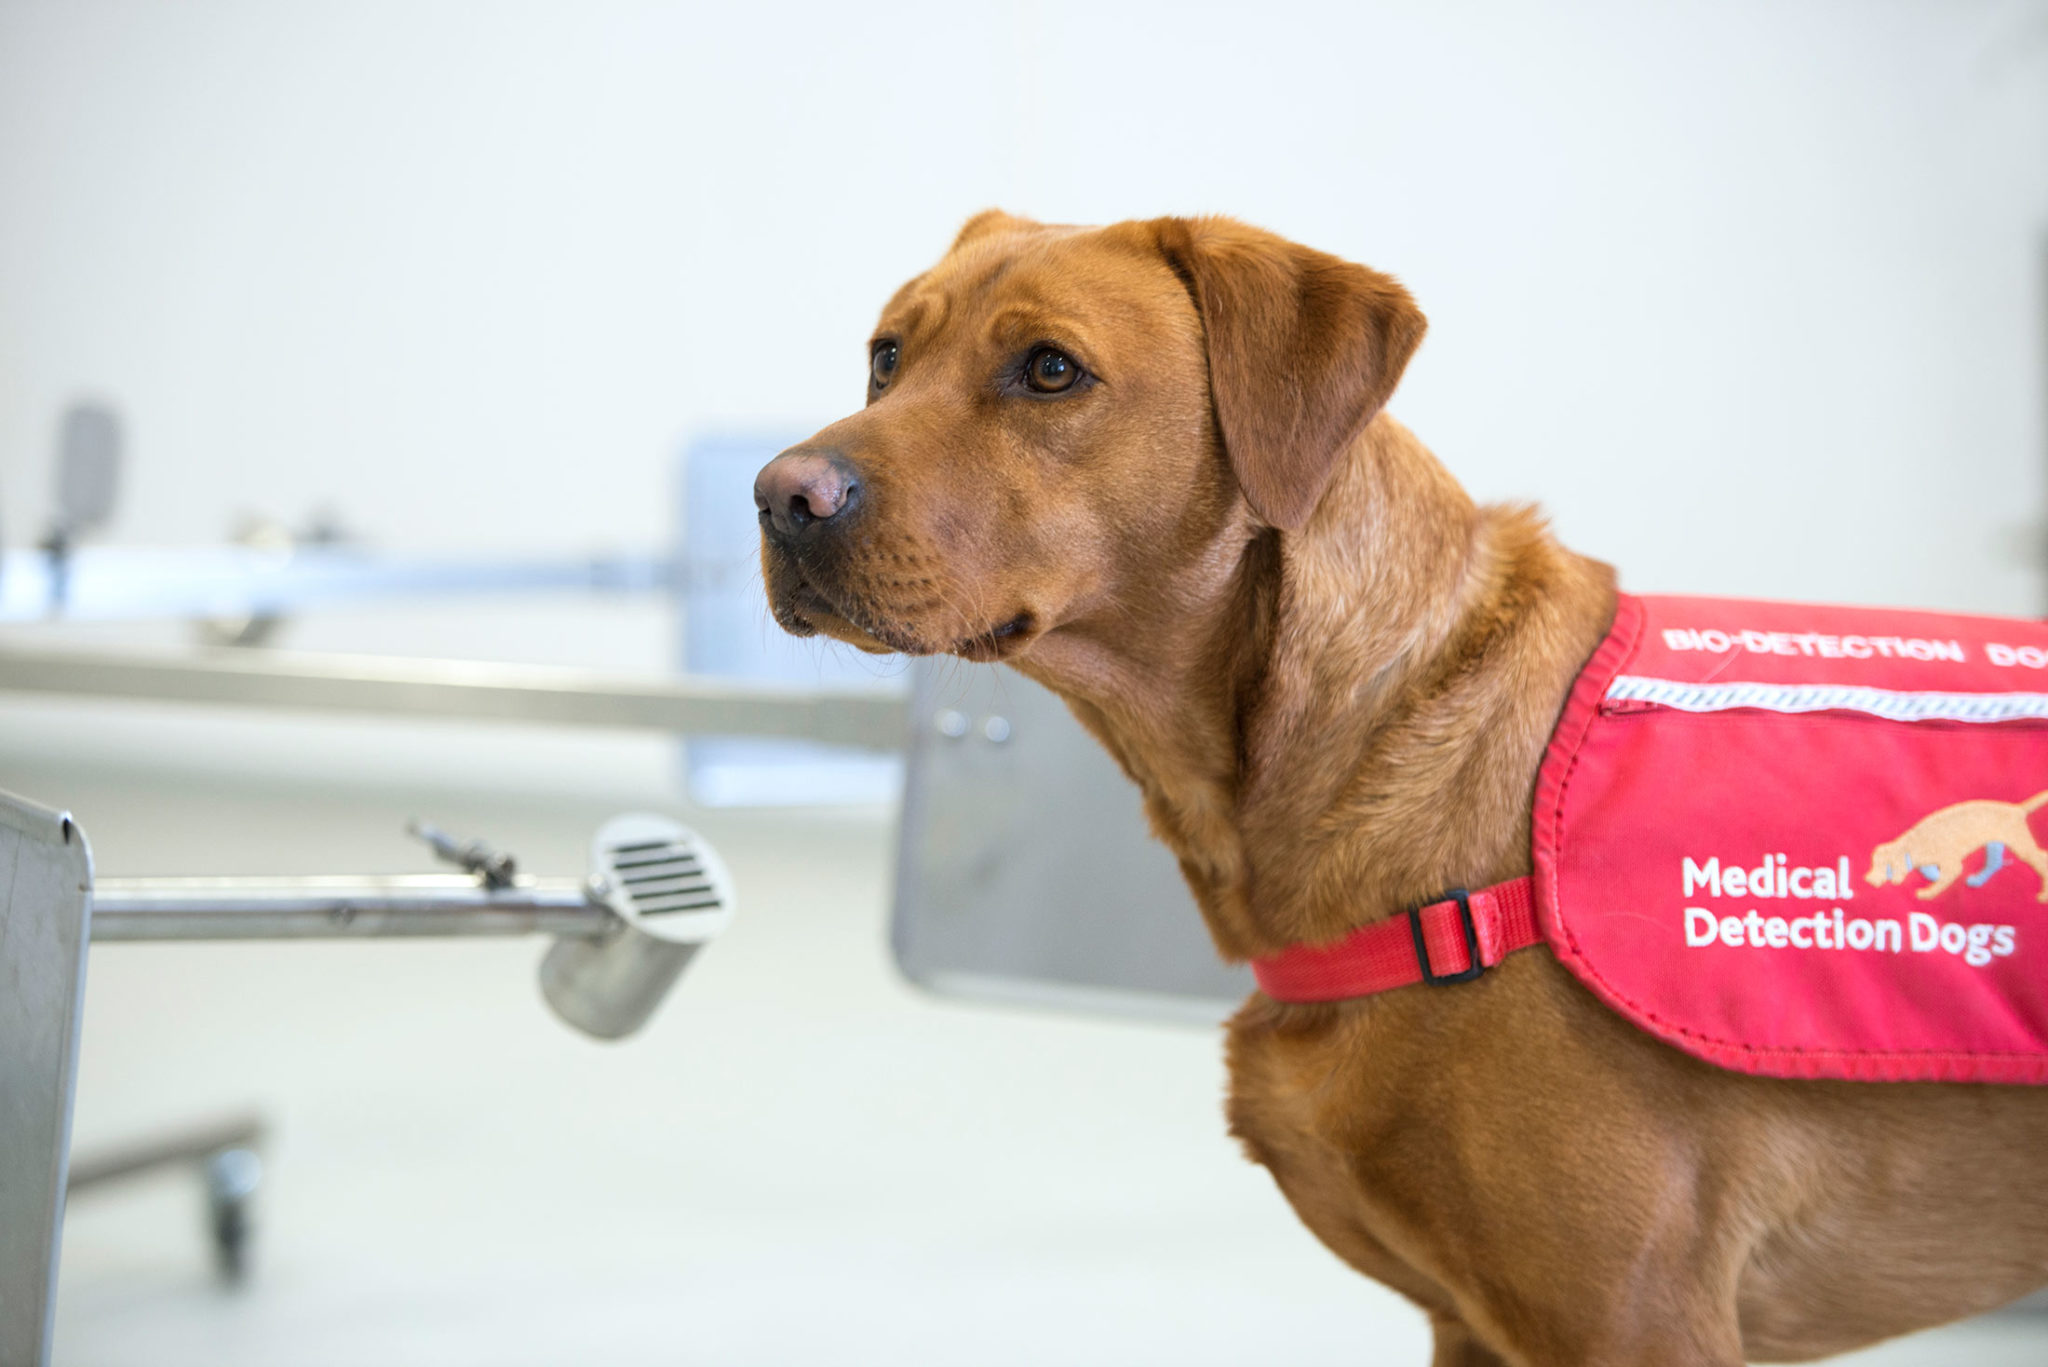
<box><xmin>1025</xmin><ymin>347</ymin><xmax>1079</xmax><ymax>394</ymax></box>
<box><xmin>870</xmin><ymin>341</ymin><xmax>900</xmax><ymax>388</ymax></box>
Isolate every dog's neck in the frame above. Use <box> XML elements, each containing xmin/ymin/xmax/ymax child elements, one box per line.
<box><xmin>1017</xmin><ymin>416</ymin><xmax>1616</xmax><ymax>960</ymax></box>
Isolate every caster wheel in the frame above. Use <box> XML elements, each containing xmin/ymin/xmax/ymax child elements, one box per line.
<box><xmin>205</xmin><ymin>1147</ymin><xmax>262</xmax><ymax>1285</ymax></box>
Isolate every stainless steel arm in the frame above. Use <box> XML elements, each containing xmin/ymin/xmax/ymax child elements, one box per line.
<box><xmin>89</xmin><ymin>874</ymin><xmax>606</xmax><ymax>941</ymax></box>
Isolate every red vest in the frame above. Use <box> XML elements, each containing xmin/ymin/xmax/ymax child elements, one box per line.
<box><xmin>1253</xmin><ymin>594</ymin><xmax>2048</xmax><ymax>1084</ymax></box>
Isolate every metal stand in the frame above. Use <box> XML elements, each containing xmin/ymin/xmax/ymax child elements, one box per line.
<box><xmin>0</xmin><ymin>797</ymin><xmax>733</xmax><ymax>1367</ymax></box>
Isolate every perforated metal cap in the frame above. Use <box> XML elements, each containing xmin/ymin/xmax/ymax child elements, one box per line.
<box><xmin>587</xmin><ymin>813</ymin><xmax>736</xmax><ymax>945</ymax></box>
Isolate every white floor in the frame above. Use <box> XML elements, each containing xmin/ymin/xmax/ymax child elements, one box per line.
<box><xmin>13</xmin><ymin>702</ymin><xmax>2046</xmax><ymax>1367</ymax></box>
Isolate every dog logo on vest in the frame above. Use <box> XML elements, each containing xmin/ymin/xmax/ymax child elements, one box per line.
<box><xmin>1866</xmin><ymin>791</ymin><xmax>2048</xmax><ymax>901</ymax></box>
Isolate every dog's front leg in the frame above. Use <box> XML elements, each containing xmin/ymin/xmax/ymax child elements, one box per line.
<box><xmin>1477</xmin><ymin>1296</ymin><xmax>1748</xmax><ymax>1367</ymax></box>
<box><xmin>1429</xmin><ymin>1314</ymin><xmax>1511</xmax><ymax>1367</ymax></box>
<box><xmin>1434</xmin><ymin>1309</ymin><xmax>1744</xmax><ymax>1367</ymax></box>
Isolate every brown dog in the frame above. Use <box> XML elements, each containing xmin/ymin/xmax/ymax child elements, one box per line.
<box><xmin>755</xmin><ymin>211</ymin><xmax>2048</xmax><ymax>1364</ymax></box>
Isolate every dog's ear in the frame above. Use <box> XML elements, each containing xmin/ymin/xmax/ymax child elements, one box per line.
<box><xmin>1151</xmin><ymin>216</ymin><xmax>1426</xmax><ymax>531</ymax></box>
<box><xmin>951</xmin><ymin>209</ymin><xmax>1038</xmax><ymax>253</ymax></box>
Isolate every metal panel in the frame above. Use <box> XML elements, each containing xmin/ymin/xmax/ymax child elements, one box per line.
<box><xmin>0</xmin><ymin>790</ymin><xmax>92</xmax><ymax>1367</ymax></box>
<box><xmin>891</xmin><ymin>662</ymin><xmax>1252</xmax><ymax>1020</ymax></box>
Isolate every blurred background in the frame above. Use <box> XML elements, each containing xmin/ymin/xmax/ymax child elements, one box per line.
<box><xmin>1</xmin><ymin>2</ymin><xmax>2045</xmax><ymax>1364</ymax></box>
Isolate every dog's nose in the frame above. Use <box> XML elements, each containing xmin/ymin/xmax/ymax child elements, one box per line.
<box><xmin>754</xmin><ymin>448</ymin><xmax>860</xmax><ymax>540</ymax></box>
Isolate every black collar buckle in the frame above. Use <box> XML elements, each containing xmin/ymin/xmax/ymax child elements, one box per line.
<box><xmin>1409</xmin><ymin>887</ymin><xmax>1485</xmax><ymax>985</ymax></box>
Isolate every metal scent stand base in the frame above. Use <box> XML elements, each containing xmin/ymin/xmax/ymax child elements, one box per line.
<box><xmin>64</xmin><ymin>1113</ymin><xmax>266</xmax><ymax>1284</ymax></box>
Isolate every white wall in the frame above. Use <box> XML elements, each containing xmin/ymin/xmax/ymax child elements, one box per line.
<box><xmin>1</xmin><ymin>0</ymin><xmax>2044</xmax><ymax>612</ymax></box>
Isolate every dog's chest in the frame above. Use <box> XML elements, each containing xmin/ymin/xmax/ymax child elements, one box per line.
<box><xmin>1220</xmin><ymin>1012</ymin><xmax>1442</xmax><ymax>1291</ymax></box>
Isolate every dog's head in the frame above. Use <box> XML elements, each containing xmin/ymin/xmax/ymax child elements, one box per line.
<box><xmin>1867</xmin><ymin>842</ymin><xmax>1911</xmax><ymax>888</ymax></box>
<box><xmin>754</xmin><ymin>212</ymin><xmax>1426</xmax><ymax>663</ymax></box>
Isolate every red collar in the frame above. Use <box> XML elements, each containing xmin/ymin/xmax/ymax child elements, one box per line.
<box><xmin>1248</xmin><ymin>878</ymin><xmax>1541</xmax><ymax>1003</ymax></box>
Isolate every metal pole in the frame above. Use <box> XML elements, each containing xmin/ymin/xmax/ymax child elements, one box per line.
<box><xmin>0</xmin><ymin>644</ymin><xmax>910</xmax><ymax>750</ymax></box>
<box><xmin>88</xmin><ymin>875</ymin><xmax>608</xmax><ymax>942</ymax></box>
<box><xmin>65</xmin><ymin>1114</ymin><xmax>264</xmax><ymax>1191</ymax></box>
